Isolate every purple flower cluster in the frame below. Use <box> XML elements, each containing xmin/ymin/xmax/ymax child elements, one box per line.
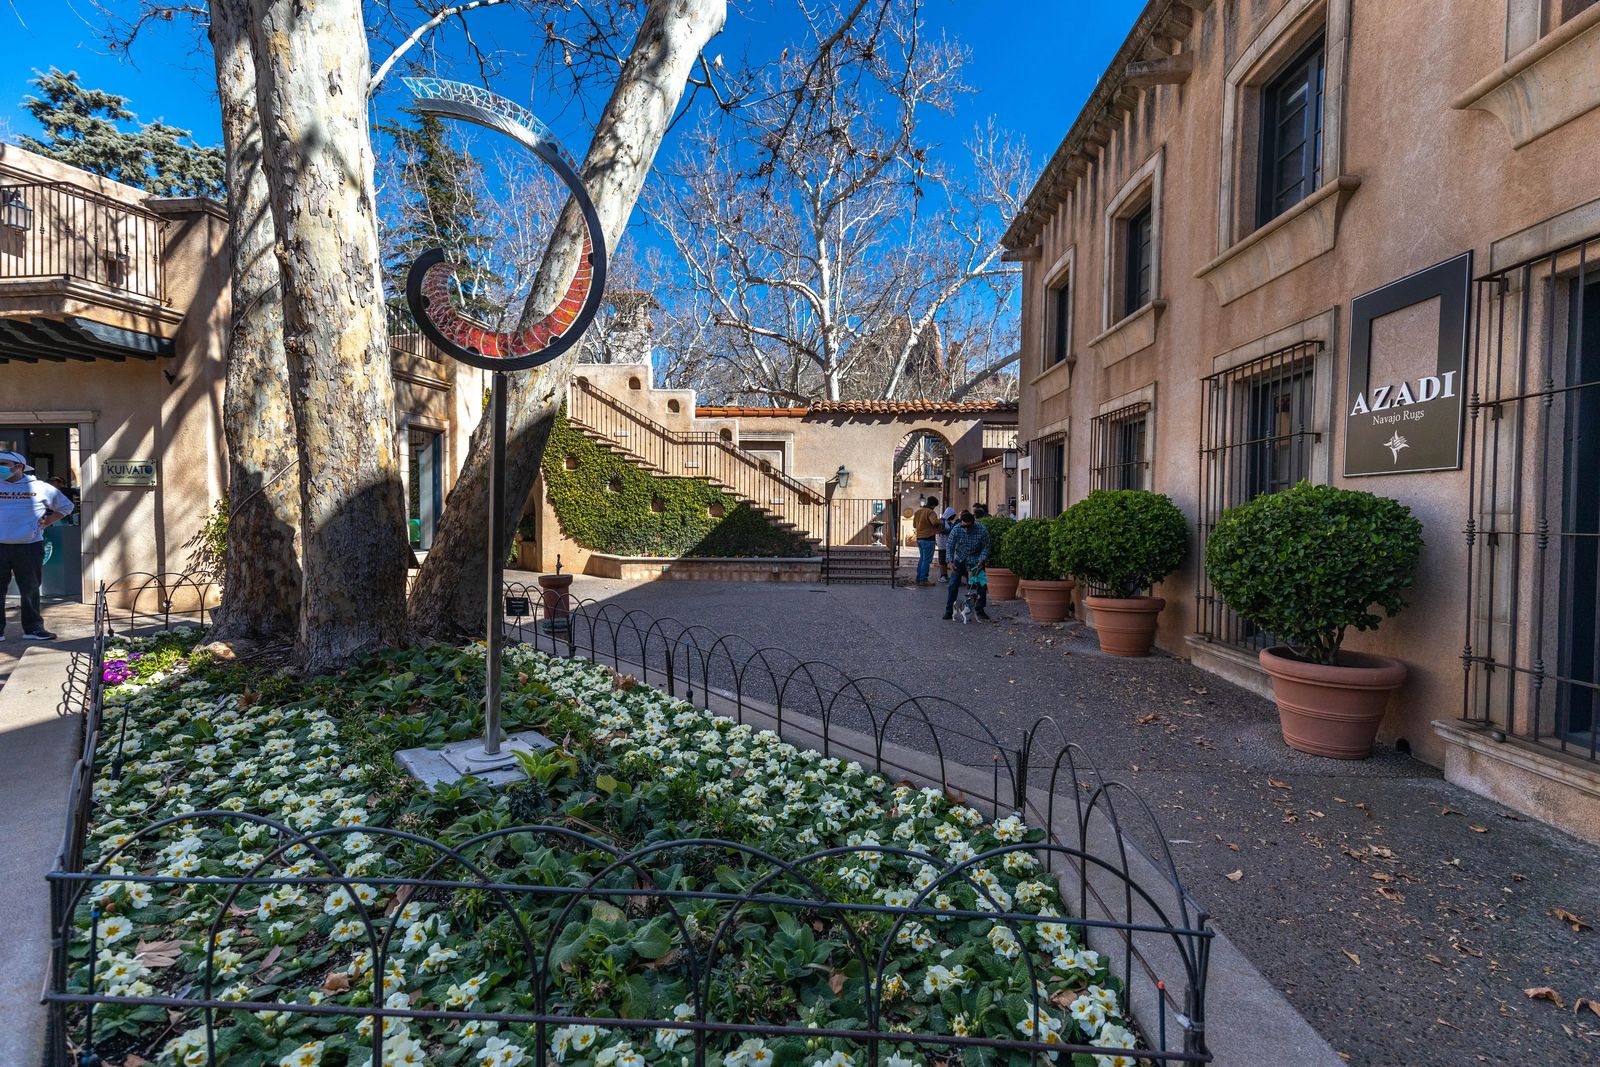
<box><xmin>101</xmin><ymin>653</ymin><xmax>141</xmax><ymax>686</ymax></box>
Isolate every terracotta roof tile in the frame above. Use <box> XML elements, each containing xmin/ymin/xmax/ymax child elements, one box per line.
<box><xmin>808</xmin><ymin>399</ymin><xmax>1019</xmax><ymax>415</ymax></box>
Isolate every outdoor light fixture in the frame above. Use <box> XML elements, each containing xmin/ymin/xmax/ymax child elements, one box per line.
<box><xmin>957</xmin><ymin>472</ymin><xmax>970</xmax><ymax>489</ymax></box>
<box><xmin>835</xmin><ymin>464</ymin><xmax>850</xmax><ymax>489</ymax></box>
<box><xmin>1002</xmin><ymin>449</ymin><xmax>1019</xmax><ymax>472</ymax></box>
<box><xmin>2</xmin><ymin>190</ymin><xmax>32</xmax><ymax>233</ymax></box>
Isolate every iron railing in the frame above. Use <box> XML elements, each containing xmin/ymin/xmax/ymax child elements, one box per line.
<box><xmin>46</xmin><ymin>574</ymin><xmax>1213</xmax><ymax>1066</ymax></box>
<box><xmin>1194</xmin><ymin>341</ymin><xmax>1323</xmax><ymax>650</ymax></box>
<box><xmin>0</xmin><ymin>180</ymin><xmax>166</xmax><ymax>302</ymax></box>
<box><xmin>1462</xmin><ymin>233</ymin><xmax>1600</xmax><ymax>761</ymax></box>
<box><xmin>822</xmin><ymin>498</ymin><xmax>899</xmax><ymax>585</ymax></box>
<box><xmin>568</xmin><ymin>376</ymin><xmax>828</xmax><ymax>542</ymax></box>
<box><xmin>1089</xmin><ymin>402</ymin><xmax>1152</xmax><ymax>492</ymax></box>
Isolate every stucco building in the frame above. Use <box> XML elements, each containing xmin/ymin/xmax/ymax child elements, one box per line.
<box><xmin>1003</xmin><ymin>0</ymin><xmax>1600</xmax><ymax>838</ymax></box>
<box><xmin>0</xmin><ymin>143</ymin><xmax>484</xmax><ymax>601</ymax></box>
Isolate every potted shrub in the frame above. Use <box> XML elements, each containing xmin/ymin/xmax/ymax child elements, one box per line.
<box><xmin>1205</xmin><ymin>482</ymin><xmax>1424</xmax><ymax>759</ymax></box>
<box><xmin>978</xmin><ymin>515</ymin><xmax>1019</xmax><ymax>600</ymax></box>
<box><xmin>1009</xmin><ymin>517</ymin><xmax>1074</xmax><ymax>623</ymax></box>
<box><xmin>1052</xmin><ymin>490</ymin><xmax>1186</xmax><ymax>657</ymax></box>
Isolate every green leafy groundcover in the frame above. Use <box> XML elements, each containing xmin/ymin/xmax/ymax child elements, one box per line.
<box><xmin>76</xmin><ymin>631</ymin><xmax>1139</xmax><ymax>1067</ymax></box>
<box><xmin>543</xmin><ymin>413</ymin><xmax>814</xmax><ymax>559</ymax></box>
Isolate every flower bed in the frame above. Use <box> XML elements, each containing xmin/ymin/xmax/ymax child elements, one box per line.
<box><xmin>68</xmin><ymin>632</ymin><xmax>1142</xmax><ymax>1067</ymax></box>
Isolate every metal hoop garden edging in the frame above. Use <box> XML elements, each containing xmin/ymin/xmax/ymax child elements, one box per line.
<box><xmin>46</xmin><ymin>571</ymin><xmax>1214</xmax><ymax>1066</ymax></box>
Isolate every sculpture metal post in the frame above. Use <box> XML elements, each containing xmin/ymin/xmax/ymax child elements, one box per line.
<box><xmin>396</xmin><ymin>78</ymin><xmax>608</xmax><ymax>778</ymax></box>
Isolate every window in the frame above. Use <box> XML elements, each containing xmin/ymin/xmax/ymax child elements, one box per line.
<box><xmin>1552</xmin><ymin>0</ymin><xmax>1600</xmax><ymax>28</ymax></box>
<box><xmin>1123</xmin><ymin>203</ymin><xmax>1154</xmax><ymax>317</ymax></box>
<box><xmin>1463</xmin><ymin>235</ymin><xmax>1600</xmax><ymax>762</ymax></box>
<box><xmin>1035</xmin><ymin>436</ymin><xmax>1066</xmax><ymax>518</ymax></box>
<box><xmin>1090</xmin><ymin>402</ymin><xmax>1151</xmax><ymax>491</ymax></box>
<box><xmin>1195</xmin><ymin>341</ymin><xmax>1322</xmax><ymax>646</ymax></box>
<box><xmin>1257</xmin><ymin>36</ymin><xmax>1325</xmax><ymax>227</ymax></box>
<box><xmin>1046</xmin><ymin>278</ymin><xmax>1072</xmax><ymax>369</ymax></box>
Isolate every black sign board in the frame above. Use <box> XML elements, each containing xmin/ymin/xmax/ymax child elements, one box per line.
<box><xmin>504</xmin><ymin>595</ymin><xmax>531</xmax><ymax>617</ymax></box>
<box><xmin>1344</xmin><ymin>252</ymin><xmax>1472</xmax><ymax>477</ymax></box>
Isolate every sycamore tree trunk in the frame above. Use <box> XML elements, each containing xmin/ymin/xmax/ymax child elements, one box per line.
<box><xmin>409</xmin><ymin>0</ymin><xmax>727</xmax><ymax>639</ymax></box>
<box><xmin>248</xmin><ymin>0</ymin><xmax>412</xmax><ymax>670</ymax></box>
<box><xmin>206</xmin><ymin>0</ymin><xmax>303</xmax><ymax>643</ymax></box>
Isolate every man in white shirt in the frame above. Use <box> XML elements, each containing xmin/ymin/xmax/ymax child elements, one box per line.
<box><xmin>0</xmin><ymin>451</ymin><xmax>75</xmax><ymax>640</ymax></box>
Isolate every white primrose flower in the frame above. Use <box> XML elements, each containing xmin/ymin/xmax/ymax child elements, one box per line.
<box><xmin>97</xmin><ymin>915</ymin><xmax>132</xmax><ymax>944</ymax></box>
<box><xmin>278</xmin><ymin>1040</ymin><xmax>326</xmax><ymax>1067</ymax></box>
<box><xmin>811</xmin><ymin>1052</ymin><xmax>854</xmax><ymax>1067</ymax></box>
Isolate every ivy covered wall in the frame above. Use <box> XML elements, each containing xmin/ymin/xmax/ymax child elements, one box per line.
<box><xmin>542</xmin><ymin>412</ymin><xmax>816</xmax><ymax>558</ymax></box>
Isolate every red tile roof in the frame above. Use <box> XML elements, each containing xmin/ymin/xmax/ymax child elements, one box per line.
<box><xmin>694</xmin><ymin>406</ymin><xmax>808</xmax><ymax>418</ymax></box>
<box><xmin>697</xmin><ymin>399</ymin><xmax>1018</xmax><ymax>418</ymax></box>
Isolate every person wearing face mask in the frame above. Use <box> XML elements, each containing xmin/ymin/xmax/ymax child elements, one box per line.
<box><xmin>0</xmin><ymin>451</ymin><xmax>75</xmax><ymax>640</ymax></box>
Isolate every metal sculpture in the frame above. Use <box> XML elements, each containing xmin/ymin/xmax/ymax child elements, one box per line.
<box><xmin>399</xmin><ymin>78</ymin><xmax>608</xmax><ymax>772</ymax></box>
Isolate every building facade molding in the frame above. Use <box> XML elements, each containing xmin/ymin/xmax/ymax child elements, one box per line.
<box><xmin>1195</xmin><ymin>176</ymin><xmax>1360</xmax><ymax>304</ymax></box>
<box><xmin>1101</xmin><ymin>148</ymin><xmax>1166</xmax><ymax>332</ymax></box>
<box><xmin>1488</xmin><ymin>195</ymin><xmax>1600</xmax><ymax>273</ymax></box>
<box><xmin>1089</xmin><ymin>299</ymin><xmax>1165</xmax><ymax>368</ymax></box>
<box><xmin>1455</xmin><ymin>4</ymin><xmax>1600</xmax><ymax>148</ymax></box>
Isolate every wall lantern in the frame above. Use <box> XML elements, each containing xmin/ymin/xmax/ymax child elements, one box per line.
<box><xmin>3</xmin><ymin>190</ymin><xmax>33</xmax><ymax>233</ymax></box>
<box><xmin>1002</xmin><ymin>449</ymin><xmax>1019</xmax><ymax>472</ymax></box>
<box><xmin>957</xmin><ymin>472</ymin><xmax>970</xmax><ymax>489</ymax></box>
<box><xmin>835</xmin><ymin>464</ymin><xmax>850</xmax><ymax>490</ymax></box>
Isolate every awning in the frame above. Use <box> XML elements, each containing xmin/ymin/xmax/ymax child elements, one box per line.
<box><xmin>0</xmin><ymin>315</ymin><xmax>175</xmax><ymax>363</ymax></box>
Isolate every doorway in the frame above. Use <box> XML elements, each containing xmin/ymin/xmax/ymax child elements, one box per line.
<box><xmin>1559</xmin><ymin>275</ymin><xmax>1600</xmax><ymax>748</ymax></box>
<box><xmin>408</xmin><ymin>429</ymin><xmax>443</xmax><ymax>551</ymax></box>
<box><xmin>0</xmin><ymin>425</ymin><xmax>82</xmax><ymax>599</ymax></box>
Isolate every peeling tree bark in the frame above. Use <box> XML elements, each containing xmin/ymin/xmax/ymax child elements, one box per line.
<box><xmin>409</xmin><ymin>0</ymin><xmax>727</xmax><ymax>640</ymax></box>
<box><xmin>249</xmin><ymin>0</ymin><xmax>412</xmax><ymax>670</ymax></box>
<box><xmin>206</xmin><ymin>0</ymin><xmax>303</xmax><ymax>643</ymax></box>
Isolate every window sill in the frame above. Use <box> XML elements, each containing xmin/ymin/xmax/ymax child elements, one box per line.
<box><xmin>1453</xmin><ymin>5</ymin><xmax>1600</xmax><ymax>148</ymax></box>
<box><xmin>1087</xmin><ymin>299</ymin><xmax>1165</xmax><ymax>368</ymax></box>
<box><xmin>1196</xmin><ymin>176</ymin><xmax>1360</xmax><ymax>306</ymax></box>
<box><xmin>1026</xmin><ymin>357</ymin><xmax>1073</xmax><ymax>391</ymax></box>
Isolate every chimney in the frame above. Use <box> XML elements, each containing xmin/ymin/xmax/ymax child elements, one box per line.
<box><xmin>609</xmin><ymin>290</ymin><xmax>658</xmax><ymax>366</ymax></box>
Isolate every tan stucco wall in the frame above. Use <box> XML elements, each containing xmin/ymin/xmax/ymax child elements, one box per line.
<box><xmin>1010</xmin><ymin>0</ymin><xmax>1600</xmax><ymax>769</ymax></box>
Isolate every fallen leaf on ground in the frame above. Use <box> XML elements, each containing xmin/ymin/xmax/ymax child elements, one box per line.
<box><xmin>1135</xmin><ymin>713</ymin><xmax>1160</xmax><ymax>725</ymax></box>
<box><xmin>322</xmin><ymin>972</ymin><xmax>352</xmax><ymax>994</ymax></box>
<box><xmin>1469</xmin><ymin>824</ymin><xmax>1489</xmax><ymax>833</ymax></box>
<box><xmin>257</xmin><ymin>946</ymin><xmax>282</xmax><ymax>973</ymax></box>
<box><xmin>1369</xmin><ymin>845</ymin><xmax>1395</xmax><ymax>859</ymax></box>
<box><xmin>1377</xmin><ymin>886</ymin><xmax>1405</xmax><ymax>903</ymax></box>
<box><xmin>1434</xmin><ymin>1017</ymin><xmax>1462</xmax><ymax>1032</ymax></box>
<box><xmin>1224</xmin><ymin>869</ymin><xmax>1243</xmax><ymax>882</ymax></box>
<box><xmin>1575</xmin><ymin>998</ymin><xmax>1600</xmax><ymax>1017</ymax></box>
<box><xmin>1371</xmin><ymin>871</ymin><xmax>1395</xmax><ymax>883</ymax></box>
<box><xmin>1440</xmin><ymin>806</ymin><xmax>1461</xmax><ymax>816</ymax></box>
<box><xmin>1227</xmin><ymin>842</ymin><xmax>1240</xmax><ymax>852</ymax></box>
<box><xmin>135</xmin><ymin>940</ymin><xmax>181</xmax><ymax>968</ymax></box>
<box><xmin>1552</xmin><ymin>907</ymin><xmax>1592</xmax><ymax>932</ymax></box>
<box><xmin>1525</xmin><ymin>987</ymin><xmax>1565</xmax><ymax>1008</ymax></box>
<box><xmin>1343</xmin><ymin>950</ymin><xmax>1361</xmax><ymax>966</ymax></box>
<box><xmin>829</xmin><ymin>973</ymin><xmax>847</xmax><ymax>995</ymax></box>
<box><xmin>1267</xmin><ymin>778</ymin><xmax>1292</xmax><ymax>790</ymax></box>
<box><xmin>1512</xmin><ymin>872</ymin><xmax>1527</xmax><ymax>882</ymax></box>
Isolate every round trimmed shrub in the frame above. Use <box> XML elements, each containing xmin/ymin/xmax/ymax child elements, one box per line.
<box><xmin>1006</xmin><ymin>517</ymin><xmax>1065</xmax><ymax>581</ymax></box>
<box><xmin>978</xmin><ymin>515</ymin><xmax>1016</xmax><ymax>570</ymax></box>
<box><xmin>1051</xmin><ymin>490</ymin><xmax>1186</xmax><ymax>598</ymax></box>
<box><xmin>1204</xmin><ymin>482</ymin><xmax>1424</xmax><ymax>665</ymax></box>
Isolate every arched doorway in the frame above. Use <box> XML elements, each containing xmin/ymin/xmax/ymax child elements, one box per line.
<box><xmin>892</xmin><ymin>429</ymin><xmax>951</xmax><ymax>546</ymax></box>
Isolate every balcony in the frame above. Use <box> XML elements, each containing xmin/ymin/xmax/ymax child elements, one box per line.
<box><xmin>0</xmin><ymin>181</ymin><xmax>166</xmax><ymax>307</ymax></box>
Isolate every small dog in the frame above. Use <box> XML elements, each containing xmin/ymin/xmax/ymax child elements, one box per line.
<box><xmin>953</xmin><ymin>582</ymin><xmax>983</xmax><ymax>624</ymax></box>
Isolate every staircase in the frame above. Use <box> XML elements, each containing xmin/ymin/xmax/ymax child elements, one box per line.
<box><xmin>566</xmin><ymin>376</ymin><xmax>828</xmax><ymax>549</ymax></box>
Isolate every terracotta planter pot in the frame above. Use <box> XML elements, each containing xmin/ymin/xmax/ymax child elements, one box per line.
<box><xmin>1018</xmin><ymin>579</ymin><xmax>1074</xmax><ymax>623</ymax></box>
<box><xmin>986</xmin><ymin>567</ymin><xmax>1020</xmax><ymax>601</ymax></box>
<box><xmin>1258</xmin><ymin>647</ymin><xmax>1407</xmax><ymax>759</ymax></box>
<box><xmin>1084</xmin><ymin>595</ymin><xmax>1164</xmax><ymax>657</ymax></box>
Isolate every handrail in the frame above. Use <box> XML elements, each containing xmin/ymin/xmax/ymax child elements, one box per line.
<box><xmin>0</xmin><ymin>179</ymin><xmax>166</xmax><ymax>303</ymax></box>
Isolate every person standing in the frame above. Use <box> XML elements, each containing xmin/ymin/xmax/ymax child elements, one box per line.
<box><xmin>935</xmin><ymin>504</ymin><xmax>956</xmax><ymax>580</ymax></box>
<box><xmin>0</xmin><ymin>451</ymin><xmax>75</xmax><ymax>640</ymax></box>
<box><xmin>911</xmin><ymin>496</ymin><xmax>941</xmax><ymax>585</ymax></box>
<box><xmin>943</xmin><ymin>510</ymin><xmax>991</xmax><ymax>621</ymax></box>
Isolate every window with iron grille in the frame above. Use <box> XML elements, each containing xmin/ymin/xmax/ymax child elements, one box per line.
<box><xmin>1123</xmin><ymin>203</ymin><xmax>1154</xmax><ymax>317</ymax></box>
<box><xmin>1090</xmin><ymin>402</ymin><xmax>1151</xmax><ymax>491</ymax></box>
<box><xmin>1257</xmin><ymin>35</ymin><xmax>1325</xmax><ymax>228</ymax></box>
<box><xmin>1034</xmin><ymin>435</ymin><xmax>1066</xmax><ymax>518</ymax></box>
<box><xmin>1463</xmin><ymin>234</ymin><xmax>1600</xmax><ymax>763</ymax></box>
<box><xmin>1195</xmin><ymin>341</ymin><xmax>1322</xmax><ymax>647</ymax></box>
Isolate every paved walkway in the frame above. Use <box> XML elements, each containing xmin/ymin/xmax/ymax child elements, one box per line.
<box><xmin>531</xmin><ymin>573</ymin><xmax>1600</xmax><ymax>1067</ymax></box>
<box><xmin>0</xmin><ymin>599</ymin><xmax>97</xmax><ymax>1065</ymax></box>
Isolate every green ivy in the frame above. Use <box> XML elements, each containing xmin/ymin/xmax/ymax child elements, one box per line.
<box><xmin>1051</xmin><ymin>490</ymin><xmax>1186</xmax><ymax>598</ymax></box>
<box><xmin>542</xmin><ymin>411</ymin><xmax>815</xmax><ymax>558</ymax></box>
<box><xmin>977</xmin><ymin>515</ymin><xmax>1016</xmax><ymax>570</ymax></box>
<box><xmin>1204</xmin><ymin>482</ymin><xmax>1424</xmax><ymax>665</ymax></box>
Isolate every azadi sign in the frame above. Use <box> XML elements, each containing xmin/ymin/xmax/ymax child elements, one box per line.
<box><xmin>1344</xmin><ymin>252</ymin><xmax>1472</xmax><ymax>477</ymax></box>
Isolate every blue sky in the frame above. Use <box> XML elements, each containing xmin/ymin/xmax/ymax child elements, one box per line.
<box><xmin>0</xmin><ymin>1</ymin><xmax>1141</xmax><ymax>193</ymax></box>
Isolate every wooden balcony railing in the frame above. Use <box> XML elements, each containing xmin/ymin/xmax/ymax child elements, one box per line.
<box><xmin>0</xmin><ymin>181</ymin><xmax>165</xmax><ymax>303</ymax></box>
